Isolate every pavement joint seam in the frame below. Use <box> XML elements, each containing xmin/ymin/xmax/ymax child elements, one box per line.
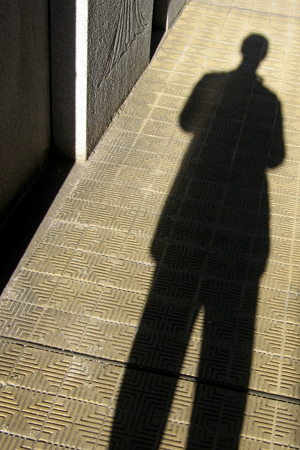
<box><xmin>1</xmin><ymin>336</ymin><xmax>299</xmax><ymax>407</ymax></box>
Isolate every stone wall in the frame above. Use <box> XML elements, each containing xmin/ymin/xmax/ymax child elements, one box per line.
<box><xmin>87</xmin><ymin>0</ymin><xmax>154</xmax><ymax>155</ymax></box>
<box><xmin>51</xmin><ymin>0</ymin><xmax>154</xmax><ymax>160</ymax></box>
<box><xmin>0</xmin><ymin>0</ymin><xmax>187</xmax><ymax>221</ymax></box>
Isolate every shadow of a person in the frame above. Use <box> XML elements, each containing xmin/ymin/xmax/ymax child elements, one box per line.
<box><xmin>109</xmin><ymin>34</ymin><xmax>284</xmax><ymax>450</ymax></box>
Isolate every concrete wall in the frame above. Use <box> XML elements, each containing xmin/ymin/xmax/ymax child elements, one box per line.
<box><xmin>1</xmin><ymin>0</ymin><xmax>178</xmax><ymax>221</ymax></box>
<box><xmin>0</xmin><ymin>0</ymin><xmax>51</xmax><ymax>222</ymax></box>
<box><xmin>87</xmin><ymin>0</ymin><xmax>154</xmax><ymax>156</ymax></box>
<box><xmin>153</xmin><ymin>0</ymin><xmax>187</xmax><ymax>30</ymax></box>
<box><xmin>50</xmin><ymin>0</ymin><xmax>154</xmax><ymax>160</ymax></box>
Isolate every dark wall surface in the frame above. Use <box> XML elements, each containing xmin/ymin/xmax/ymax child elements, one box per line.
<box><xmin>87</xmin><ymin>0</ymin><xmax>154</xmax><ymax>155</ymax></box>
<box><xmin>0</xmin><ymin>0</ymin><xmax>51</xmax><ymax>222</ymax></box>
<box><xmin>153</xmin><ymin>0</ymin><xmax>187</xmax><ymax>30</ymax></box>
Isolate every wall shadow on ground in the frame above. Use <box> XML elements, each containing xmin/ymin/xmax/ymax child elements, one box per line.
<box><xmin>0</xmin><ymin>158</ymin><xmax>73</xmax><ymax>294</ymax></box>
<box><xmin>109</xmin><ymin>34</ymin><xmax>285</xmax><ymax>449</ymax></box>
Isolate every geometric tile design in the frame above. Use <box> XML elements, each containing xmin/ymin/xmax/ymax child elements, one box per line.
<box><xmin>1</xmin><ymin>0</ymin><xmax>300</xmax><ymax>448</ymax></box>
<box><xmin>2</xmin><ymin>342</ymin><xmax>299</xmax><ymax>450</ymax></box>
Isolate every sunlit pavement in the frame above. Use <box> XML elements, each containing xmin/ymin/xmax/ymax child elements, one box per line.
<box><xmin>1</xmin><ymin>1</ymin><xmax>300</xmax><ymax>448</ymax></box>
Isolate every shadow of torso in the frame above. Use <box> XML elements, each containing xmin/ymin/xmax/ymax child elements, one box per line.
<box><xmin>153</xmin><ymin>67</ymin><xmax>284</xmax><ymax>277</ymax></box>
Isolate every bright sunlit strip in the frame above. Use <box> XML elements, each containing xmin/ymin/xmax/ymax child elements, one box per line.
<box><xmin>75</xmin><ymin>0</ymin><xmax>88</xmax><ymax>161</ymax></box>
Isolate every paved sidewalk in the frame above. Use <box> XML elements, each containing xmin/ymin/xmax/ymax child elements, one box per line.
<box><xmin>1</xmin><ymin>1</ymin><xmax>300</xmax><ymax>448</ymax></box>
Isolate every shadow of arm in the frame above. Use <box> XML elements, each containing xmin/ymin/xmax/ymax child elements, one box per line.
<box><xmin>179</xmin><ymin>74</ymin><xmax>212</xmax><ymax>132</ymax></box>
<box><xmin>268</xmin><ymin>100</ymin><xmax>285</xmax><ymax>169</ymax></box>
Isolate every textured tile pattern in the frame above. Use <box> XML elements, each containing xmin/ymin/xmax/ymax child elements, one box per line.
<box><xmin>1</xmin><ymin>0</ymin><xmax>300</xmax><ymax>448</ymax></box>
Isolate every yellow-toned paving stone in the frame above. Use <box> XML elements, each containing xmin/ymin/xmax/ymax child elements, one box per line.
<box><xmin>1</xmin><ymin>0</ymin><xmax>300</xmax><ymax>448</ymax></box>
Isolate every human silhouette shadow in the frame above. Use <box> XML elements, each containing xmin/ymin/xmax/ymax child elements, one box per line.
<box><xmin>108</xmin><ymin>34</ymin><xmax>284</xmax><ymax>449</ymax></box>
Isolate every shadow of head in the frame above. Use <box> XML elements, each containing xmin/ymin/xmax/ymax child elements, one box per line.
<box><xmin>241</xmin><ymin>34</ymin><xmax>268</xmax><ymax>68</ymax></box>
